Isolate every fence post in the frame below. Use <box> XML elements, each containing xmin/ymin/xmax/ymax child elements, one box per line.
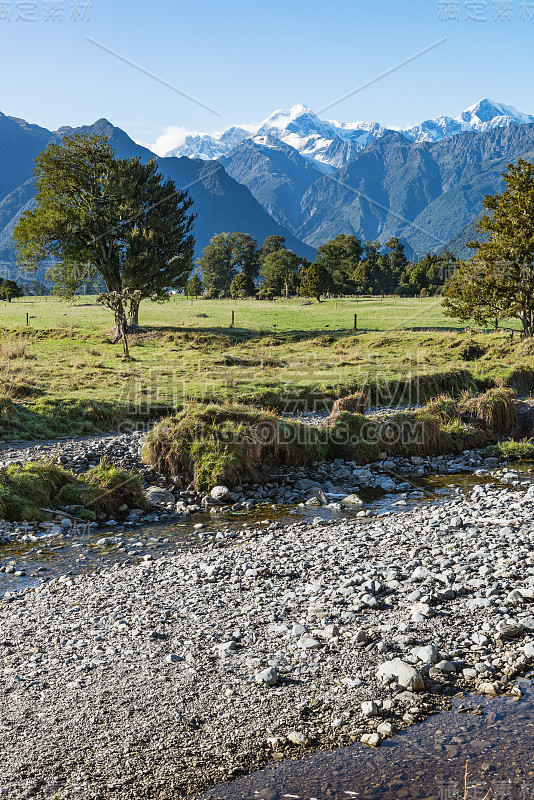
<box><xmin>26</xmin><ymin>313</ymin><xmax>29</xmax><ymax>326</ymax></box>
<box><xmin>230</xmin><ymin>310</ymin><xmax>235</xmax><ymax>328</ymax></box>
<box><xmin>354</xmin><ymin>313</ymin><xmax>357</xmax><ymax>331</ymax></box>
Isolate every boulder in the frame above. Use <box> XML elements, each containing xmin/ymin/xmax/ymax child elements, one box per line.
<box><xmin>210</xmin><ymin>485</ymin><xmax>232</xmax><ymax>502</ymax></box>
<box><xmin>254</xmin><ymin>667</ymin><xmax>279</xmax><ymax>687</ymax></box>
<box><xmin>341</xmin><ymin>494</ymin><xmax>363</xmax><ymax>507</ymax></box>
<box><xmin>145</xmin><ymin>486</ymin><xmax>175</xmax><ymax>505</ymax></box>
<box><xmin>376</xmin><ymin>659</ymin><xmax>424</xmax><ymax>692</ymax></box>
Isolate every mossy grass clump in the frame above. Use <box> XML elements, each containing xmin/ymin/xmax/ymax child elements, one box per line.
<box><xmin>143</xmin><ymin>388</ymin><xmax>526</xmax><ymax>490</ymax></box>
<box><xmin>143</xmin><ymin>402</ymin><xmax>329</xmax><ymax>490</ymax></box>
<box><xmin>83</xmin><ymin>463</ymin><xmax>147</xmax><ymax>514</ymax></box>
<box><xmin>0</xmin><ymin>396</ymin><xmax>172</xmax><ymax>442</ymax></box>
<box><xmin>0</xmin><ymin>462</ymin><xmax>146</xmax><ymax>521</ymax></box>
<box><xmin>457</xmin><ymin>387</ymin><xmax>518</xmax><ymax>437</ymax></box>
<box><xmin>329</xmin><ymin>390</ymin><xmax>368</xmax><ymax>418</ymax></box>
<box><xmin>485</xmin><ymin>439</ymin><xmax>534</xmax><ymax>461</ymax></box>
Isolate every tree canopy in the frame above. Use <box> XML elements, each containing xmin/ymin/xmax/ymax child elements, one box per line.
<box><xmin>14</xmin><ymin>133</ymin><xmax>195</xmax><ymax>342</ymax></box>
<box><xmin>196</xmin><ymin>232</ymin><xmax>258</xmax><ymax>297</ymax></box>
<box><xmin>0</xmin><ymin>279</ymin><xmax>24</xmax><ymax>302</ymax></box>
<box><xmin>443</xmin><ymin>159</ymin><xmax>534</xmax><ymax>336</ymax></box>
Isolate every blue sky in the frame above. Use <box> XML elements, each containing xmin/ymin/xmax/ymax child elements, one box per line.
<box><xmin>1</xmin><ymin>0</ymin><xmax>533</xmax><ymax>151</ymax></box>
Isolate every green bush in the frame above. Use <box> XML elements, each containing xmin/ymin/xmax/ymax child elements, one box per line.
<box><xmin>143</xmin><ymin>402</ymin><xmax>329</xmax><ymax>490</ymax></box>
<box><xmin>0</xmin><ymin>462</ymin><xmax>146</xmax><ymax>521</ymax></box>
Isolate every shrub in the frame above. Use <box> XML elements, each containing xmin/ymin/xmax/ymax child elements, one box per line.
<box><xmin>0</xmin><ymin>462</ymin><xmax>145</xmax><ymax>521</ymax></box>
<box><xmin>142</xmin><ymin>402</ymin><xmax>329</xmax><ymax>490</ymax></box>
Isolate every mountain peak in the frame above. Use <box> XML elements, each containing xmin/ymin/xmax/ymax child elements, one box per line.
<box><xmin>164</xmin><ymin>98</ymin><xmax>534</xmax><ymax>167</ymax></box>
<box><xmin>461</xmin><ymin>97</ymin><xmax>532</xmax><ymax>124</ymax></box>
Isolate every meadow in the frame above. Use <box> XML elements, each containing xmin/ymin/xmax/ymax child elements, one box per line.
<box><xmin>0</xmin><ymin>295</ymin><xmax>531</xmax><ymax>441</ymax></box>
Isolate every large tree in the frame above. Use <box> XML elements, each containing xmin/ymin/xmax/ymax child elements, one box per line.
<box><xmin>0</xmin><ymin>280</ymin><xmax>24</xmax><ymax>302</ymax></box>
<box><xmin>299</xmin><ymin>262</ymin><xmax>332</xmax><ymax>302</ymax></box>
<box><xmin>260</xmin><ymin>249</ymin><xmax>301</xmax><ymax>298</ymax></box>
<box><xmin>14</xmin><ymin>133</ymin><xmax>195</xmax><ymax>344</ymax></box>
<box><xmin>316</xmin><ymin>234</ymin><xmax>363</xmax><ymax>294</ymax></box>
<box><xmin>119</xmin><ymin>157</ymin><xmax>195</xmax><ymax>328</ymax></box>
<box><xmin>259</xmin><ymin>234</ymin><xmax>286</xmax><ymax>265</ymax></box>
<box><xmin>444</xmin><ymin>160</ymin><xmax>534</xmax><ymax>336</ymax></box>
<box><xmin>197</xmin><ymin>232</ymin><xmax>258</xmax><ymax>297</ymax></box>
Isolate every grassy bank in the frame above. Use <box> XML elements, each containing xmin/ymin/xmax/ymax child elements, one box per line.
<box><xmin>143</xmin><ymin>389</ymin><xmax>524</xmax><ymax>490</ymax></box>
<box><xmin>0</xmin><ymin>296</ymin><xmax>532</xmax><ymax>441</ymax></box>
<box><xmin>1</xmin><ymin>324</ymin><xmax>533</xmax><ymax>440</ymax></box>
<box><xmin>0</xmin><ymin>462</ymin><xmax>146</xmax><ymax>521</ymax></box>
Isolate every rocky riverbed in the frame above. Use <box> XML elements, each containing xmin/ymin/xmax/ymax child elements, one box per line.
<box><xmin>1</xmin><ymin>471</ymin><xmax>534</xmax><ymax>799</ymax></box>
<box><xmin>0</xmin><ymin>427</ymin><xmax>514</xmax><ymax>546</ymax></box>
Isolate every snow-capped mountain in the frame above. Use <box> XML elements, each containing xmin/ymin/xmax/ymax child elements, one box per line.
<box><xmin>402</xmin><ymin>98</ymin><xmax>534</xmax><ymax>143</ymax></box>
<box><xmin>164</xmin><ymin>98</ymin><xmax>534</xmax><ymax>169</ymax></box>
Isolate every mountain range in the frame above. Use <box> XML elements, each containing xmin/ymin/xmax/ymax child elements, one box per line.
<box><xmin>0</xmin><ymin>113</ymin><xmax>314</xmax><ymax>283</ymax></box>
<box><xmin>2</xmin><ymin>99</ymin><xmax>534</xmax><ymax>284</ymax></box>
<box><xmin>166</xmin><ymin>98</ymin><xmax>534</xmax><ymax>170</ymax></box>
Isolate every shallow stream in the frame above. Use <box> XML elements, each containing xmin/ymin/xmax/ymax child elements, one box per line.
<box><xmin>1</xmin><ymin>463</ymin><xmax>533</xmax><ymax>596</ymax></box>
<box><xmin>204</xmin><ymin>679</ymin><xmax>534</xmax><ymax>800</ymax></box>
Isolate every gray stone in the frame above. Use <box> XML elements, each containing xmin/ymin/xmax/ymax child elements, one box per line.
<box><xmin>145</xmin><ymin>486</ymin><xmax>175</xmax><ymax>505</ymax></box>
<box><xmin>341</xmin><ymin>494</ymin><xmax>363</xmax><ymax>506</ymax></box>
<box><xmin>286</xmin><ymin>730</ymin><xmax>311</xmax><ymax>746</ymax></box>
<box><xmin>376</xmin><ymin>659</ymin><xmax>424</xmax><ymax>692</ymax></box>
<box><xmin>210</xmin><ymin>485</ymin><xmax>232</xmax><ymax>502</ymax></box>
<box><xmin>297</xmin><ymin>637</ymin><xmax>321</xmax><ymax>649</ymax></box>
<box><xmin>360</xmin><ymin>732</ymin><xmax>382</xmax><ymax>748</ymax></box>
<box><xmin>361</xmin><ymin>700</ymin><xmax>379</xmax><ymax>717</ymax></box>
<box><xmin>376</xmin><ymin>721</ymin><xmax>395</xmax><ymax>737</ymax></box>
<box><xmin>413</xmin><ymin>644</ymin><xmax>439</xmax><ymax>664</ymax></box>
<box><xmin>254</xmin><ymin>667</ymin><xmax>279</xmax><ymax>687</ymax></box>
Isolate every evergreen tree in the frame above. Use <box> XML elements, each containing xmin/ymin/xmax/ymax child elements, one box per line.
<box><xmin>197</xmin><ymin>232</ymin><xmax>259</xmax><ymax>297</ymax></box>
<box><xmin>185</xmin><ymin>274</ymin><xmax>204</xmax><ymax>297</ymax></box>
<box><xmin>230</xmin><ymin>232</ymin><xmax>259</xmax><ymax>279</ymax></box>
<box><xmin>14</xmin><ymin>133</ymin><xmax>195</xmax><ymax>343</ymax></box>
<box><xmin>259</xmin><ymin>235</ymin><xmax>286</xmax><ymax>265</ymax></box>
<box><xmin>354</xmin><ymin>241</ymin><xmax>387</xmax><ymax>294</ymax></box>
<box><xmin>260</xmin><ymin>249</ymin><xmax>301</xmax><ymax>298</ymax></box>
<box><xmin>316</xmin><ymin>234</ymin><xmax>363</xmax><ymax>294</ymax></box>
<box><xmin>299</xmin><ymin>262</ymin><xmax>331</xmax><ymax>302</ymax></box>
<box><xmin>196</xmin><ymin>233</ymin><xmax>235</xmax><ymax>297</ymax></box>
<box><xmin>443</xmin><ymin>159</ymin><xmax>534</xmax><ymax>336</ymax></box>
<box><xmin>0</xmin><ymin>280</ymin><xmax>23</xmax><ymax>302</ymax></box>
<box><xmin>385</xmin><ymin>237</ymin><xmax>408</xmax><ymax>288</ymax></box>
<box><xmin>230</xmin><ymin>272</ymin><xmax>256</xmax><ymax>297</ymax></box>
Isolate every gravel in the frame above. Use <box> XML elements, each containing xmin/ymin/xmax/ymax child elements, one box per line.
<box><xmin>1</xmin><ymin>475</ymin><xmax>534</xmax><ymax>798</ymax></box>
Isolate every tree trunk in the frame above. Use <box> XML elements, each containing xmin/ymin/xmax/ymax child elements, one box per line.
<box><xmin>129</xmin><ymin>298</ymin><xmax>140</xmax><ymax>329</ymax></box>
<box><xmin>113</xmin><ymin>301</ymin><xmax>130</xmax><ymax>357</ymax></box>
<box><xmin>521</xmin><ymin>309</ymin><xmax>533</xmax><ymax>338</ymax></box>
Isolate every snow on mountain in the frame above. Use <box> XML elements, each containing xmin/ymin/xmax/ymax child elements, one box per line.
<box><xmin>165</xmin><ymin>125</ymin><xmax>251</xmax><ymax>160</ymax></box>
<box><xmin>164</xmin><ymin>99</ymin><xmax>534</xmax><ymax>168</ymax></box>
<box><xmin>403</xmin><ymin>98</ymin><xmax>534</xmax><ymax>143</ymax></box>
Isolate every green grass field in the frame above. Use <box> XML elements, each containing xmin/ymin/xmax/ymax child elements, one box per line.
<box><xmin>3</xmin><ymin>294</ymin><xmax>517</xmax><ymax>333</ymax></box>
<box><xmin>0</xmin><ymin>295</ymin><xmax>531</xmax><ymax>440</ymax></box>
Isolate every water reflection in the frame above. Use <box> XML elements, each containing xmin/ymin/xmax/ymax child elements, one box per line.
<box><xmin>204</xmin><ymin>680</ymin><xmax>534</xmax><ymax>800</ymax></box>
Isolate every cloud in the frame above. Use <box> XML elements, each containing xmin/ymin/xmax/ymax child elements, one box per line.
<box><xmin>135</xmin><ymin>126</ymin><xmax>205</xmax><ymax>156</ymax></box>
<box><xmin>136</xmin><ymin>119</ymin><xmax>261</xmax><ymax>157</ymax></box>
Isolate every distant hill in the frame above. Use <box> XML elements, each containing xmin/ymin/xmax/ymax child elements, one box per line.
<box><xmin>0</xmin><ymin>114</ymin><xmax>314</xmax><ymax>283</ymax></box>
<box><xmin>220</xmin><ymin>122</ymin><xmax>534</xmax><ymax>259</ymax></box>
